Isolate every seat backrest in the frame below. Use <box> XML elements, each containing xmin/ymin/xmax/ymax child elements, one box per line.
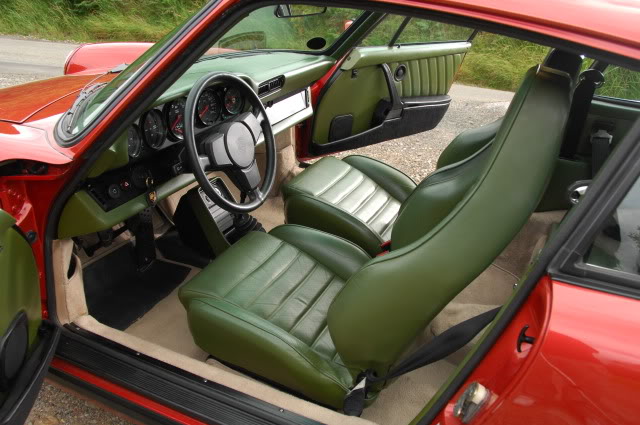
<box><xmin>327</xmin><ymin>58</ymin><xmax>577</xmax><ymax>376</ymax></box>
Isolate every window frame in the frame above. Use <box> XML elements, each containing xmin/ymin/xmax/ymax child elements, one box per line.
<box><xmin>361</xmin><ymin>13</ymin><xmax>477</xmax><ymax>48</ymax></box>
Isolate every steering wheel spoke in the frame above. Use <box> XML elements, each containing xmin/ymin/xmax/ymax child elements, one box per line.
<box><xmin>229</xmin><ymin>160</ymin><xmax>262</xmax><ymax>193</ymax></box>
<box><xmin>237</xmin><ymin>111</ymin><xmax>264</xmax><ymax>142</ymax></box>
<box><xmin>202</xmin><ymin>133</ymin><xmax>232</xmax><ymax>169</ymax></box>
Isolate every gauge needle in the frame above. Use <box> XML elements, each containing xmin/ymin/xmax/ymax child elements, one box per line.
<box><xmin>171</xmin><ymin>115</ymin><xmax>182</xmax><ymax>131</ymax></box>
<box><xmin>199</xmin><ymin>106</ymin><xmax>209</xmax><ymax>118</ymax></box>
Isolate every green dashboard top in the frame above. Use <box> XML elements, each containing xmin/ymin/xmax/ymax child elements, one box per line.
<box><xmin>155</xmin><ymin>51</ymin><xmax>334</xmax><ymax>106</ymax></box>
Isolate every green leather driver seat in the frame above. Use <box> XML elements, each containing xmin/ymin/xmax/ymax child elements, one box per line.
<box><xmin>180</xmin><ymin>53</ymin><xmax>578</xmax><ymax>410</ymax></box>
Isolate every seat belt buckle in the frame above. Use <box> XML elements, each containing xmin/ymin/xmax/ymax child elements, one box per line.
<box><xmin>590</xmin><ymin>128</ymin><xmax>613</xmax><ymax>146</ymax></box>
<box><xmin>378</xmin><ymin>240</ymin><xmax>392</xmax><ymax>256</ymax></box>
<box><xmin>343</xmin><ymin>376</ymin><xmax>368</xmax><ymax>416</ymax></box>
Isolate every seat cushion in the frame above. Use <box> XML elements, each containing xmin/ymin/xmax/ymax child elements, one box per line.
<box><xmin>179</xmin><ymin>225</ymin><xmax>371</xmax><ymax>408</ymax></box>
<box><xmin>283</xmin><ymin>156</ymin><xmax>415</xmax><ymax>255</ymax></box>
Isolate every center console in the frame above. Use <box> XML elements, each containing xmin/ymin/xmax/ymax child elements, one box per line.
<box><xmin>173</xmin><ymin>178</ymin><xmax>264</xmax><ymax>259</ymax></box>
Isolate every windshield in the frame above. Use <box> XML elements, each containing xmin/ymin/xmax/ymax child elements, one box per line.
<box><xmin>62</xmin><ymin>4</ymin><xmax>362</xmax><ymax>138</ymax></box>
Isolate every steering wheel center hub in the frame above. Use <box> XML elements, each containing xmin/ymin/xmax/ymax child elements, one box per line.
<box><xmin>225</xmin><ymin>122</ymin><xmax>256</xmax><ymax>168</ymax></box>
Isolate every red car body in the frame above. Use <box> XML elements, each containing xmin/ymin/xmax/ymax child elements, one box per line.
<box><xmin>0</xmin><ymin>1</ymin><xmax>639</xmax><ymax>424</ymax></box>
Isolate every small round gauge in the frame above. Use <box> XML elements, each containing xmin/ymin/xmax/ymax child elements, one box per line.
<box><xmin>224</xmin><ymin>87</ymin><xmax>244</xmax><ymax>115</ymax></box>
<box><xmin>197</xmin><ymin>89</ymin><xmax>221</xmax><ymax>126</ymax></box>
<box><xmin>127</xmin><ymin>124</ymin><xmax>142</xmax><ymax>158</ymax></box>
<box><xmin>141</xmin><ymin>109</ymin><xmax>166</xmax><ymax>149</ymax></box>
<box><xmin>165</xmin><ymin>98</ymin><xmax>186</xmax><ymax>140</ymax></box>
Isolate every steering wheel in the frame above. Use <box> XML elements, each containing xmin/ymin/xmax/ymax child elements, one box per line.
<box><xmin>183</xmin><ymin>72</ymin><xmax>276</xmax><ymax>213</ymax></box>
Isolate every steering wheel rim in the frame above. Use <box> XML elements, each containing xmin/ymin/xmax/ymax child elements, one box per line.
<box><xmin>183</xmin><ymin>72</ymin><xmax>277</xmax><ymax>213</ymax></box>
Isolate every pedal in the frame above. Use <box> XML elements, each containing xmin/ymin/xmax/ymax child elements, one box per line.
<box><xmin>126</xmin><ymin>208</ymin><xmax>156</xmax><ymax>271</ymax></box>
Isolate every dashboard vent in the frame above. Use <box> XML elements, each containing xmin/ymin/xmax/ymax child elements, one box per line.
<box><xmin>258</xmin><ymin>75</ymin><xmax>285</xmax><ymax>97</ymax></box>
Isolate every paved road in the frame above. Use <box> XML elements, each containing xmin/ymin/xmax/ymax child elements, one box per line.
<box><xmin>0</xmin><ymin>35</ymin><xmax>511</xmax><ymax>425</ymax></box>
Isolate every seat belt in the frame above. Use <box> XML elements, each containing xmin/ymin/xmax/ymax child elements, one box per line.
<box><xmin>343</xmin><ymin>306</ymin><xmax>501</xmax><ymax>416</ymax></box>
<box><xmin>560</xmin><ymin>69</ymin><xmax>605</xmax><ymax>159</ymax></box>
<box><xmin>590</xmin><ymin>128</ymin><xmax>613</xmax><ymax>176</ymax></box>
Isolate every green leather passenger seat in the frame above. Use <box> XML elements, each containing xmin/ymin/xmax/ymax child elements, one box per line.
<box><xmin>283</xmin><ymin>118</ymin><xmax>502</xmax><ymax>255</ymax></box>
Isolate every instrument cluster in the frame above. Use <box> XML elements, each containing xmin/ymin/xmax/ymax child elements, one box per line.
<box><xmin>126</xmin><ymin>84</ymin><xmax>246</xmax><ymax>159</ymax></box>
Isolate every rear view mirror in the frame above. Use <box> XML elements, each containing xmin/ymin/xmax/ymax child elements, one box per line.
<box><xmin>275</xmin><ymin>5</ymin><xmax>327</xmax><ymax>18</ymax></box>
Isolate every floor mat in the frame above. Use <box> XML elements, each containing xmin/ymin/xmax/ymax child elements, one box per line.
<box><xmin>83</xmin><ymin>242</ymin><xmax>191</xmax><ymax>330</ymax></box>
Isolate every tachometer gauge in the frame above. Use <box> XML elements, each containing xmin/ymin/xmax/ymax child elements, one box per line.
<box><xmin>141</xmin><ymin>109</ymin><xmax>166</xmax><ymax>149</ymax></box>
<box><xmin>197</xmin><ymin>89</ymin><xmax>221</xmax><ymax>126</ymax></box>
<box><xmin>224</xmin><ymin>87</ymin><xmax>244</xmax><ymax>115</ymax></box>
<box><xmin>127</xmin><ymin>124</ymin><xmax>142</xmax><ymax>158</ymax></box>
<box><xmin>165</xmin><ymin>98</ymin><xmax>186</xmax><ymax>140</ymax></box>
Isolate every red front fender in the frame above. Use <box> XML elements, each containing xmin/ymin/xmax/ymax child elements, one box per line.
<box><xmin>63</xmin><ymin>42</ymin><xmax>153</xmax><ymax>75</ymax></box>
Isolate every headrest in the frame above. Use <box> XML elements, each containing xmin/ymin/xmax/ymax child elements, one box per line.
<box><xmin>543</xmin><ymin>49</ymin><xmax>583</xmax><ymax>82</ymax></box>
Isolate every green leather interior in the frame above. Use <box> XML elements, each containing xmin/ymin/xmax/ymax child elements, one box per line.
<box><xmin>436</xmin><ymin>117</ymin><xmax>503</xmax><ymax>169</ymax></box>
<box><xmin>283</xmin><ymin>155</ymin><xmax>415</xmax><ymax>255</ymax></box>
<box><xmin>180</xmin><ymin>59</ymin><xmax>575</xmax><ymax>409</ymax></box>
<box><xmin>313</xmin><ymin>42</ymin><xmax>470</xmax><ymax>144</ymax></box>
<box><xmin>327</xmin><ymin>65</ymin><xmax>572</xmax><ymax>375</ymax></box>
<box><xmin>179</xmin><ymin>225</ymin><xmax>370</xmax><ymax>408</ymax></box>
<box><xmin>283</xmin><ymin>120</ymin><xmax>500</xmax><ymax>254</ymax></box>
<box><xmin>0</xmin><ymin>210</ymin><xmax>42</xmax><ymax>354</ymax></box>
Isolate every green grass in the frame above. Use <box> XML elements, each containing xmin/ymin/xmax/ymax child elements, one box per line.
<box><xmin>1</xmin><ymin>0</ymin><xmax>637</xmax><ymax>99</ymax></box>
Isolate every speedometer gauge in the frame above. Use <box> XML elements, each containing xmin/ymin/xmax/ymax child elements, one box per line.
<box><xmin>224</xmin><ymin>87</ymin><xmax>244</xmax><ymax>115</ymax></box>
<box><xmin>197</xmin><ymin>89</ymin><xmax>221</xmax><ymax>126</ymax></box>
<box><xmin>127</xmin><ymin>124</ymin><xmax>142</xmax><ymax>158</ymax></box>
<box><xmin>165</xmin><ymin>98</ymin><xmax>186</xmax><ymax>140</ymax></box>
<box><xmin>141</xmin><ymin>109</ymin><xmax>166</xmax><ymax>149</ymax></box>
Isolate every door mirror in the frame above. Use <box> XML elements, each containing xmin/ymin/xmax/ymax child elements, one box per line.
<box><xmin>275</xmin><ymin>5</ymin><xmax>327</xmax><ymax>18</ymax></box>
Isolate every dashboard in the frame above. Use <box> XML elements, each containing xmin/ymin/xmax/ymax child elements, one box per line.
<box><xmin>58</xmin><ymin>51</ymin><xmax>334</xmax><ymax>239</ymax></box>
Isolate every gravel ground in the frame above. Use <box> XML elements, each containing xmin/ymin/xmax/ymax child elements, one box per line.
<box><xmin>0</xmin><ymin>37</ymin><xmax>511</xmax><ymax>423</ymax></box>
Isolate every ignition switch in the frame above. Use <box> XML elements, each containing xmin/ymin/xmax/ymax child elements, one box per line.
<box><xmin>453</xmin><ymin>382</ymin><xmax>490</xmax><ymax>423</ymax></box>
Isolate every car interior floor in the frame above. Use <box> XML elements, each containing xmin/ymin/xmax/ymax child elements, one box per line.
<box><xmin>61</xmin><ymin>190</ymin><xmax>565</xmax><ymax>425</ymax></box>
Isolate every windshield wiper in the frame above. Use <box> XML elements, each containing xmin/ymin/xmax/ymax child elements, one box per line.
<box><xmin>62</xmin><ymin>63</ymin><xmax>128</xmax><ymax>134</ymax></box>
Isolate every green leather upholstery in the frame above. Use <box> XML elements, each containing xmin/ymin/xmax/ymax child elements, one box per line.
<box><xmin>436</xmin><ymin>117</ymin><xmax>503</xmax><ymax>169</ymax></box>
<box><xmin>283</xmin><ymin>155</ymin><xmax>415</xmax><ymax>255</ymax></box>
<box><xmin>181</xmin><ymin>57</ymin><xmax>576</xmax><ymax>410</ymax></box>
<box><xmin>328</xmin><ymin>65</ymin><xmax>572</xmax><ymax>375</ymax></box>
<box><xmin>179</xmin><ymin>226</ymin><xmax>370</xmax><ymax>408</ymax></box>
<box><xmin>283</xmin><ymin>121</ymin><xmax>502</xmax><ymax>254</ymax></box>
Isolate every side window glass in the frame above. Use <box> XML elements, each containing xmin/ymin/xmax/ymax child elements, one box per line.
<box><xmin>395</xmin><ymin>19</ymin><xmax>474</xmax><ymax>44</ymax></box>
<box><xmin>595</xmin><ymin>65</ymin><xmax>640</xmax><ymax>101</ymax></box>
<box><xmin>361</xmin><ymin>15</ymin><xmax>473</xmax><ymax>46</ymax></box>
<box><xmin>584</xmin><ymin>178</ymin><xmax>640</xmax><ymax>274</ymax></box>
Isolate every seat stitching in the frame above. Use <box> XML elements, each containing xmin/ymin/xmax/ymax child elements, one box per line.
<box><xmin>191</xmin><ymin>299</ymin><xmax>351</xmax><ymax>390</ymax></box>
<box><xmin>244</xmin><ymin>251</ymin><xmax>303</xmax><ymax>309</ymax></box>
<box><xmin>331</xmin><ymin>175</ymin><xmax>365</xmax><ymax>206</ymax></box>
<box><xmin>314</xmin><ymin>167</ymin><xmax>353</xmax><ymax>197</ymax></box>
<box><xmin>288</xmin><ymin>275</ymin><xmax>339</xmax><ymax>335</ymax></box>
<box><xmin>310</xmin><ymin>325</ymin><xmax>329</xmax><ymax>349</ymax></box>
<box><xmin>349</xmin><ymin>184</ymin><xmax>378</xmax><ymax>215</ymax></box>
<box><xmin>266</xmin><ymin>262</ymin><xmax>324</xmax><ymax>320</ymax></box>
<box><xmin>221</xmin><ymin>241</ymin><xmax>285</xmax><ymax>298</ymax></box>
<box><xmin>251</xmin><ymin>262</ymin><xmax>318</xmax><ymax>314</ymax></box>
<box><xmin>364</xmin><ymin>196</ymin><xmax>392</xmax><ymax>226</ymax></box>
<box><xmin>378</xmin><ymin>207</ymin><xmax>399</xmax><ymax>238</ymax></box>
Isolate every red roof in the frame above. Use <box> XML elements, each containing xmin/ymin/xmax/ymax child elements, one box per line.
<box><xmin>382</xmin><ymin>0</ymin><xmax>640</xmax><ymax>61</ymax></box>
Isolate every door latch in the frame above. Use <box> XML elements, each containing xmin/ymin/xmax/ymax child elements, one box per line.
<box><xmin>453</xmin><ymin>382</ymin><xmax>490</xmax><ymax>423</ymax></box>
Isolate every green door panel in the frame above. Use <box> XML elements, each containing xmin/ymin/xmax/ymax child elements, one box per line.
<box><xmin>58</xmin><ymin>173</ymin><xmax>198</xmax><ymax>239</ymax></box>
<box><xmin>313</xmin><ymin>42</ymin><xmax>470</xmax><ymax>145</ymax></box>
<box><xmin>0</xmin><ymin>210</ymin><xmax>41</xmax><ymax>348</ymax></box>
